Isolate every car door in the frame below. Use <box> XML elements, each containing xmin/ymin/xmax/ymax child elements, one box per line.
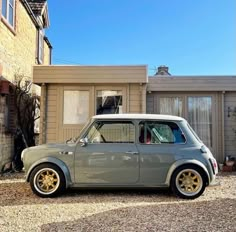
<box><xmin>74</xmin><ymin>120</ymin><xmax>139</xmax><ymax>184</ymax></box>
<box><xmin>136</xmin><ymin>120</ymin><xmax>186</xmax><ymax>185</ymax></box>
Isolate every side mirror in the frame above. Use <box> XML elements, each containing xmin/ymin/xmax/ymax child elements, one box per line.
<box><xmin>80</xmin><ymin>137</ymin><xmax>88</xmax><ymax>147</ymax></box>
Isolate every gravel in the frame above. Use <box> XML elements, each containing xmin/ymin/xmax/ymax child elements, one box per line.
<box><xmin>0</xmin><ymin>172</ymin><xmax>235</xmax><ymax>232</ymax></box>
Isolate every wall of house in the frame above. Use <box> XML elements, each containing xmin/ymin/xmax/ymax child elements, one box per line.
<box><xmin>129</xmin><ymin>83</ymin><xmax>146</xmax><ymax>113</ymax></box>
<box><xmin>0</xmin><ymin>0</ymin><xmax>37</xmax><ymax>81</ymax></box>
<box><xmin>39</xmin><ymin>83</ymin><xmax>146</xmax><ymax>144</ymax></box>
<box><xmin>0</xmin><ymin>0</ymin><xmax>51</xmax><ymax>170</ymax></box>
<box><xmin>224</xmin><ymin>92</ymin><xmax>236</xmax><ymax>159</ymax></box>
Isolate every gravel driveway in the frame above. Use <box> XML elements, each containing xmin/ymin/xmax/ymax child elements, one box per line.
<box><xmin>0</xmin><ymin>172</ymin><xmax>235</xmax><ymax>232</ymax></box>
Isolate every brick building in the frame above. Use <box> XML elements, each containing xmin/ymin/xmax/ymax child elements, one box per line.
<box><xmin>0</xmin><ymin>0</ymin><xmax>52</xmax><ymax>171</ymax></box>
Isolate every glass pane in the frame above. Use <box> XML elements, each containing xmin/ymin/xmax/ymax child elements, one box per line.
<box><xmin>2</xmin><ymin>0</ymin><xmax>7</xmax><ymax>18</ymax></box>
<box><xmin>63</xmin><ymin>91</ymin><xmax>89</xmax><ymax>124</ymax></box>
<box><xmin>9</xmin><ymin>5</ymin><xmax>14</xmax><ymax>26</ymax></box>
<box><xmin>87</xmin><ymin>121</ymin><xmax>135</xmax><ymax>143</ymax></box>
<box><xmin>139</xmin><ymin>121</ymin><xmax>185</xmax><ymax>144</ymax></box>
<box><xmin>96</xmin><ymin>90</ymin><xmax>122</xmax><ymax>115</ymax></box>
<box><xmin>160</xmin><ymin>97</ymin><xmax>183</xmax><ymax>116</ymax></box>
<box><xmin>9</xmin><ymin>0</ymin><xmax>14</xmax><ymax>6</ymax></box>
<box><xmin>188</xmin><ymin>97</ymin><xmax>212</xmax><ymax>147</ymax></box>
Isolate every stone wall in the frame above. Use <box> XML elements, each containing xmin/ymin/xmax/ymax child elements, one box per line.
<box><xmin>0</xmin><ymin>0</ymin><xmax>51</xmax><ymax>171</ymax></box>
<box><xmin>0</xmin><ymin>95</ymin><xmax>13</xmax><ymax>170</ymax></box>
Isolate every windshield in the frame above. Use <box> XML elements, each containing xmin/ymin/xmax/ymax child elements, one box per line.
<box><xmin>66</xmin><ymin>118</ymin><xmax>92</xmax><ymax>143</ymax></box>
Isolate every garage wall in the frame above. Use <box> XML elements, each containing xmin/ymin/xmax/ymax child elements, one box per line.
<box><xmin>40</xmin><ymin>83</ymin><xmax>146</xmax><ymax>144</ymax></box>
<box><xmin>33</xmin><ymin>65</ymin><xmax>148</xmax><ymax>84</ymax></box>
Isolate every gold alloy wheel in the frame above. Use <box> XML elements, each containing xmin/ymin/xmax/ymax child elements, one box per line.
<box><xmin>35</xmin><ymin>168</ymin><xmax>60</xmax><ymax>194</ymax></box>
<box><xmin>176</xmin><ymin>169</ymin><xmax>203</xmax><ymax>196</ymax></box>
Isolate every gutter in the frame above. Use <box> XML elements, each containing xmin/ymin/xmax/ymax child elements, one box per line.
<box><xmin>41</xmin><ymin>83</ymin><xmax>48</xmax><ymax>144</ymax></box>
<box><xmin>44</xmin><ymin>36</ymin><xmax>53</xmax><ymax>64</ymax></box>
<box><xmin>20</xmin><ymin>0</ymin><xmax>40</xmax><ymax>29</ymax></box>
<box><xmin>221</xmin><ymin>92</ymin><xmax>225</xmax><ymax>162</ymax></box>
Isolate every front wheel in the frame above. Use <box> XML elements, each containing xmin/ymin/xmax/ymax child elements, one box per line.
<box><xmin>170</xmin><ymin>165</ymin><xmax>207</xmax><ymax>199</ymax></box>
<box><xmin>29</xmin><ymin>163</ymin><xmax>66</xmax><ymax>198</ymax></box>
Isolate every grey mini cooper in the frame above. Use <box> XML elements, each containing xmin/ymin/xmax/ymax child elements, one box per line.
<box><xmin>22</xmin><ymin>114</ymin><xmax>218</xmax><ymax>199</ymax></box>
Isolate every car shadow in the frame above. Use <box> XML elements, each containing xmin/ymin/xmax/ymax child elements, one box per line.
<box><xmin>1</xmin><ymin>171</ymin><xmax>235</xmax><ymax>207</ymax></box>
<box><xmin>40</xmin><ymin>198</ymin><xmax>236</xmax><ymax>232</ymax></box>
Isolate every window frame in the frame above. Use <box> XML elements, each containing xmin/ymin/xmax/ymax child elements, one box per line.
<box><xmin>96</xmin><ymin>90</ymin><xmax>123</xmax><ymax>115</ymax></box>
<box><xmin>187</xmin><ymin>96</ymin><xmax>213</xmax><ymax>148</ymax></box>
<box><xmin>1</xmin><ymin>0</ymin><xmax>15</xmax><ymax>29</ymax></box>
<box><xmin>95</xmin><ymin>86</ymin><xmax>126</xmax><ymax>115</ymax></box>
<box><xmin>85</xmin><ymin>120</ymin><xmax>136</xmax><ymax>144</ymax></box>
<box><xmin>159</xmin><ymin>96</ymin><xmax>183</xmax><ymax>117</ymax></box>
<box><xmin>63</xmin><ymin>90</ymin><xmax>90</xmax><ymax>125</ymax></box>
<box><xmin>156</xmin><ymin>93</ymin><xmax>216</xmax><ymax>152</ymax></box>
<box><xmin>138</xmin><ymin>120</ymin><xmax>186</xmax><ymax>145</ymax></box>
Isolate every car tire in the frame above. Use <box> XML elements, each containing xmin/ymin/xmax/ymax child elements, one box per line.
<box><xmin>29</xmin><ymin>163</ymin><xmax>66</xmax><ymax>198</ymax></box>
<box><xmin>170</xmin><ymin>165</ymin><xmax>207</xmax><ymax>199</ymax></box>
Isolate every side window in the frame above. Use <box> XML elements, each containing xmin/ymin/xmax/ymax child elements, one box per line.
<box><xmin>2</xmin><ymin>0</ymin><xmax>15</xmax><ymax>27</ymax></box>
<box><xmin>96</xmin><ymin>90</ymin><xmax>122</xmax><ymax>115</ymax></box>
<box><xmin>86</xmin><ymin>121</ymin><xmax>135</xmax><ymax>143</ymax></box>
<box><xmin>139</xmin><ymin>121</ymin><xmax>186</xmax><ymax>144</ymax></box>
<box><xmin>63</xmin><ymin>90</ymin><xmax>89</xmax><ymax>124</ymax></box>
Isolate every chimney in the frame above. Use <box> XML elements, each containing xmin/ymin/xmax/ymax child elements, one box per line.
<box><xmin>155</xmin><ymin>65</ymin><xmax>171</xmax><ymax>76</ymax></box>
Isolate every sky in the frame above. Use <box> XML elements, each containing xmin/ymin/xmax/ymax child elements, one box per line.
<box><xmin>46</xmin><ymin>0</ymin><xmax>236</xmax><ymax>76</ymax></box>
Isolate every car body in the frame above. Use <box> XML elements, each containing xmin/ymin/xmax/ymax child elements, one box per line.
<box><xmin>22</xmin><ymin>114</ymin><xmax>218</xmax><ymax>199</ymax></box>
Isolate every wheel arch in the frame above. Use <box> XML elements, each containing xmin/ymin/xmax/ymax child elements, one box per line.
<box><xmin>165</xmin><ymin>159</ymin><xmax>210</xmax><ymax>186</ymax></box>
<box><xmin>26</xmin><ymin>157</ymin><xmax>72</xmax><ymax>188</ymax></box>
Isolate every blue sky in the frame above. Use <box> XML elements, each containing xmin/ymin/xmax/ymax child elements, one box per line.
<box><xmin>47</xmin><ymin>0</ymin><xmax>236</xmax><ymax>75</ymax></box>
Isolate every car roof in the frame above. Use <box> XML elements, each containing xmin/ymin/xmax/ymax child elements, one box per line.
<box><xmin>92</xmin><ymin>114</ymin><xmax>185</xmax><ymax>121</ymax></box>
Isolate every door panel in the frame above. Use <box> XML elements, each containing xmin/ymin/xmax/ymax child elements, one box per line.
<box><xmin>74</xmin><ymin>120</ymin><xmax>139</xmax><ymax>184</ymax></box>
<box><xmin>137</xmin><ymin>144</ymin><xmax>177</xmax><ymax>185</ymax></box>
<box><xmin>75</xmin><ymin>143</ymin><xmax>139</xmax><ymax>184</ymax></box>
<box><xmin>137</xmin><ymin>120</ymin><xmax>185</xmax><ymax>185</ymax></box>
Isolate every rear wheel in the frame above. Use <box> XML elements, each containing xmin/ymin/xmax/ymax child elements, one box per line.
<box><xmin>29</xmin><ymin>163</ymin><xmax>66</xmax><ymax>198</ymax></box>
<box><xmin>171</xmin><ymin>165</ymin><xmax>207</xmax><ymax>199</ymax></box>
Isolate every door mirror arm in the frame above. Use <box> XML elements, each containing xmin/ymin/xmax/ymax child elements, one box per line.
<box><xmin>80</xmin><ymin>137</ymin><xmax>88</xmax><ymax>147</ymax></box>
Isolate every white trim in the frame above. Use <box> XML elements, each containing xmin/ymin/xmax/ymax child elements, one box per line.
<box><xmin>38</xmin><ymin>29</ymin><xmax>44</xmax><ymax>64</ymax></box>
<box><xmin>92</xmin><ymin>113</ymin><xmax>185</xmax><ymax>121</ymax></box>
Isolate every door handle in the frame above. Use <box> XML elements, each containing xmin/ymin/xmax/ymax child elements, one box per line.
<box><xmin>125</xmin><ymin>151</ymin><xmax>139</xmax><ymax>155</ymax></box>
<box><xmin>59</xmin><ymin>151</ymin><xmax>74</xmax><ymax>155</ymax></box>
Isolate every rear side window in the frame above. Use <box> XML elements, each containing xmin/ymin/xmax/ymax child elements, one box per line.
<box><xmin>139</xmin><ymin>121</ymin><xmax>186</xmax><ymax>144</ymax></box>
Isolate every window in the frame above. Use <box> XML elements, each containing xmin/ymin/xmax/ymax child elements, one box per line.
<box><xmin>139</xmin><ymin>121</ymin><xmax>186</xmax><ymax>144</ymax></box>
<box><xmin>86</xmin><ymin>121</ymin><xmax>135</xmax><ymax>143</ymax></box>
<box><xmin>2</xmin><ymin>0</ymin><xmax>15</xmax><ymax>27</ymax></box>
<box><xmin>96</xmin><ymin>90</ymin><xmax>122</xmax><ymax>115</ymax></box>
<box><xmin>37</xmin><ymin>29</ymin><xmax>44</xmax><ymax>64</ymax></box>
<box><xmin>188</xmin><ymin>97</ymin><xmax>212</xmax><ymax>147</ymax></box>
<box><xmin>160</xmin><ymin>97</ymin><xmax>183</xmax><ymax>116</ymax></box>
<box><xmin>63</xmin><ymin>91</ymin><xmax>89</xmax><ymax>124</ymax></box>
